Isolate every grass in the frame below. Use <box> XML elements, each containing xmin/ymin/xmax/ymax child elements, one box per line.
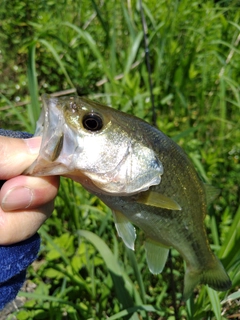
<box><xmin>0</xmin><ymin>0</ymin><xmax>240</xmax><ymax>319</ymax></box>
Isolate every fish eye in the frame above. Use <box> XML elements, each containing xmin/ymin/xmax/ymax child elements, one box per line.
<box><xmin>82</xmin><ymin>113</ymin><xmax>103</xmax><ymax>131</ymax></box>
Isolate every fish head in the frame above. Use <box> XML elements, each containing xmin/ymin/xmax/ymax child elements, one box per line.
<box><xmin>25</xmin><ymin>95</ymin><xmax>163</xmax><ymax>195</ymax></box>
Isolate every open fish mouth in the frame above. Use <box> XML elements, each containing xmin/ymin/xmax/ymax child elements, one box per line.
<box><xmin>24</xmin><ymin>95</ymin><xmax>79</xmax><ymax>176</ymax></box>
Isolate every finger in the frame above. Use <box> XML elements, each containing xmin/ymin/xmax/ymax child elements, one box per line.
<box><xmin>0</xmin><ymin>136</ymin><xmax>41</xmax><ymax>179</ymax></box>
<box><xmin>0</xmin><ymin>175</ymin><xmax>60</xmax><ymax>211</ymax></box>
<box><xmin>0</xmin><ymin>202</ymin><xmax>54</xmax><ymax>245</ymax></box>
<box><xmin>0</xmin><ymin>175</ymin><xmax>60</xmax><ymax>245</ymax></box>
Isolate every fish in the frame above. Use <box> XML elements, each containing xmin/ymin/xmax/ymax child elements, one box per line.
<box><xmin>24</xmin><ymin>94</ymin><xmax>232</xmax><ymax>300</ymax></box>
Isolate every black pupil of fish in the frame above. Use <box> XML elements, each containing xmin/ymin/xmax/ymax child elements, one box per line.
<box><xmin>83</xmin><ymin>114</ymin><xmax>103</xmax><ymax>131</ymax></box>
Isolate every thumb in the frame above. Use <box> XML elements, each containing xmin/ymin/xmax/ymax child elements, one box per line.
<box><xmin>0</xmin><ymin>136</ymin><xmax>41</xmax><ymax>180</ymax></box>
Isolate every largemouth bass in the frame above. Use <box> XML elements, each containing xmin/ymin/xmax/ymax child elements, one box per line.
<box><xmin>25</xmin><ymin>95</ymin><xmax>231</xmax><ymax>300</ymax></box>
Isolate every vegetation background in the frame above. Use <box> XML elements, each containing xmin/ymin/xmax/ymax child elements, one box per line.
<box><xmin>0</xmin><ymin>0</ymin><xmax>240</xmax><ymax>319</ymax></box>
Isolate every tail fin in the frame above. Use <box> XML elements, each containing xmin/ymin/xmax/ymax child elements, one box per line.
<box><xmin>183</xmin><ymin>257</ymin><xmax>231</xmax><ymax>301</ymax></box>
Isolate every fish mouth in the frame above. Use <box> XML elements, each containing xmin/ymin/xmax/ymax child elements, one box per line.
<box><xmin>24</xmin><ymin>95</ymin><xmax>79</xmax><ymax>176</ymax></box>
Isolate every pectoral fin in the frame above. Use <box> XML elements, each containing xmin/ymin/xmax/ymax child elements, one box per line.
<box><xmin>112</xmin><ymin>210</ymin><xmax>136</xmax><ymax>250</ymax></box>
<box><xmin>137</xmin><ymin>191</ymin><xmax>181</xmax><ymax>211</ymax></box>
<box><xmin>144</xmin><ymin>238</ymin><xmax>169</xmax><ymax>274</ymax></box>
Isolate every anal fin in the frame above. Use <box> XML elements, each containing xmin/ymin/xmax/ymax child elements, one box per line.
<box><xmin>144</xmin><ymin>238</ymin><xmax>169</xmax><ymax>274</ymax></box>
<box><xmin>112</xmin><ymin>210</ymin><xmax>136</xmax><ymax>250</ymax></box>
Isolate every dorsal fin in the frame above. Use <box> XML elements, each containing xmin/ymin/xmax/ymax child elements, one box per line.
<box><xmin>204</xmin><ymin>184</ymin><xmax>220</xmax><ymax>205</ymax></box>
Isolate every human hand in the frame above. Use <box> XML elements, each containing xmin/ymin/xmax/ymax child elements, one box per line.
<box><xmin>0</xmin><ymin>136</ymin><xmax>60</xmax><ymax>245</ymax></box>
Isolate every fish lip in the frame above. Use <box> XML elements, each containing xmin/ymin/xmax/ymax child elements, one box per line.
<box><xmin>25</xmin><ymin>95</ymin><xmax>78</xmax><ymax>176</ymax></box>
<box><xmin>37</xmin><ymin>95</ymin><xmax>65</xmax><ymax>159</ymax></box>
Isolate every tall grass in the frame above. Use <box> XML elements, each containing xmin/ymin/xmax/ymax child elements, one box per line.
<box><xmin>1</xmin><ymin>0</ymin><xmax>240</xmax><ymax>319</ymax></box>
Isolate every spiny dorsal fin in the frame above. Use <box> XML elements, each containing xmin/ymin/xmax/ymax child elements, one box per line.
<box><xmin>112</xmin><ymin>210</ymin><xmax>136</xmax><ymax>250</ymax></box>
<box><xmin>144</xmin><ymin>238</ymin><xmax>169</xmax><ymax>274</ymax></box>
<box><xmin>204</xmin><ymin>184</ymin><xmax>220</xmax><ymax>205</ymax></box>
<box><xmin>137</xmin><ymin>190</ymin><xmax>182</xmax><ymax>211</ymax></box>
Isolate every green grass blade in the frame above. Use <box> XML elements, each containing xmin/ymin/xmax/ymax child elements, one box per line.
<box><xmin>0</xmin><ymin>94</ymin><xmax>32</xmax><ymax>132</ymax></box>
<box><xmin>38</xmin><ymin>38</ymin><xmax>74</xmax><ymax>88</ymax></box>
<box><xmin>123</xmin><ymin>31</ymin><xmax>143</xmax><ymax>77</ymax></box>
<box><xmin>107</xmin><ymin>305</ymin><xmax>160</xmax><ymax>320</ymax></box>
<box><xmin>62</xmin><ymin>22</ymin><xmax>115</xmax><ymax>83</ymax></box>
<box><xmin>121</xmin><ymin>0</ymin><xmax>136</xmax><ymax>40</ymax></box>
<box><xmin>90</xmin><ymin>0</ymin><xmax>109</xmax><ymax>38</ymax></box>
<box><xmin>211</xmin><ymin>40</ymin><xmax>240</xmax><ymax>56</ymax></box>
<box><xmin>207</xmin><ymin>287</ymin><xmax>221</xmax><ymax>320</ymax></box>
<box><xmin>218</xmin><ymin>206</ymin><xmax>240</xmax><ymax>267</ymax></box>
<box><xmin>219</xmin><ymin>78</ymin><xmax>226</xmax><ymax>143</ymax></box>
<box><xmin>172</xmin><ymin>126</ymin><xmax>199</xmax><ymax>142</ymax></box>
<box><xmin>221</xmin><ymin>290</ymin><xmax>240</xmax><ymax>304</ymax></box>
<box><xmin>27</xmin><ymin>41</ymin><xmax>40</xmax><ymax>128</ymax></box>
<box><xmin>109</xmin><ymin>1</ymin><xmax>117</xmax><ymax>76</ymax></box>
<box><xmin>189</xmin><ymin>152</ymin><xmax>209</xmax><ymax>183</ymax></box>
<box><xmin>125</xmin><ymin>247</ymin><xmax>146</xmax><ymax>304</ymax></box>
<box><xmin>78</xmin><ymin>230</ymin><xmax>139</xmax><ymax>309</ymax></box>
<box><xmin>40</xmin><ymin>228</ymin><xmax>71</xmax><ymax>266</ymax></box>
<box><xmin>18</xmin><ymin>292</ymin><xmax>82</xmax><ymax>312</ymax></box>
<box><xmin>210</xmin><ymin>213</ymin><xmax>220</xmax><ymax>248</ymax></box>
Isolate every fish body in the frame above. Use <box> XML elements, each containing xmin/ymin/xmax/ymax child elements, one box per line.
<box><xmin>25</xmin><ymin>95</ymin><xmax>231</xmax><ymax>299</ymax></box>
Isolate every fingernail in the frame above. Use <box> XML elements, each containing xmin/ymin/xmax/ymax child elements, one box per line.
<box><xmin>24</xmin><ymin>137</ymin><xmax>41</xmax><ymax>154</ymax></box>
<box><xmin>1</xmin><ymin>186</ymin><xmax>34</xmax><ymax>211</ymax></box>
